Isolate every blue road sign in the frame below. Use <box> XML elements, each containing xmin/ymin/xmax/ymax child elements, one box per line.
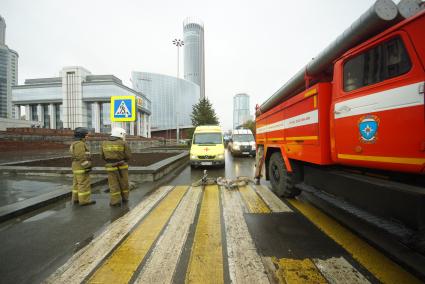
<box><xmin>110</xmin><ymin>96</ymin><xmax>136</xmax><ymax>122</ymax></box>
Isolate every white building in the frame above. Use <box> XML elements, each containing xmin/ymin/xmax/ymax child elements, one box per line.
<box><xmin>12</xmin><ymin>66</ymin><xmax>151</xmax><ymax>137</ymax></box>
<box><xmin>233</xmin><ymin>93</ymin><xmax>251</xmax><ymax>129</ymax></box>
<box><xmin>131</xmin><ymin>71</ymin><xmax>200</xmax><ymax>132</ymax></box>
<box><xmin>183</xmin><ymin>18</ymin><xmax>205</xmax><ymax>99</ymax></box>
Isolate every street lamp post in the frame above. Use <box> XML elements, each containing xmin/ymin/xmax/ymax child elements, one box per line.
<box><xmin>172</xmin><ymin>38</ymin><xmax>184</xmax><ymax>144</ymax></box>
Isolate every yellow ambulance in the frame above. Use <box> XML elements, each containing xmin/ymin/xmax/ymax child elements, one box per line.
<box><xmin>190</xmin><ymin>125</ymin><xmax>225</xmax><ymax>168</ymax></box>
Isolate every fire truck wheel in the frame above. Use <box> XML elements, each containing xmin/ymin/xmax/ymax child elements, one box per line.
<box><xmin>268</xmin><ymin>152</ymin><xmax>301</xmax><ymax>198</ymax></box>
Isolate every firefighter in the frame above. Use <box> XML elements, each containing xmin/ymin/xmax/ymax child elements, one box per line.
<box><xmin>70</xmin><ymin>127</ymin><xmax>96</xmax><ymax>206</ymax></box>
<box><xmin>101</xmin><ymin>127</ymin><xmax>132</xmax><ymax>206</ymax></box>
<box><xmin>254</xmin><ymin>145</ymin><xmax>264</xmax><ymax>185</ymax></box>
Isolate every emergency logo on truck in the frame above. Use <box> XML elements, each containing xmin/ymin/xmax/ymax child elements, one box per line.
<box><xmin>358</xmin><ymin>115</ymin><xmax>379</xmax><ymax>143</ymax></box>
<box><xmin>110</xmin><ymin>96</ymin><xmax>136</xmax><ymax>122</ymax></box>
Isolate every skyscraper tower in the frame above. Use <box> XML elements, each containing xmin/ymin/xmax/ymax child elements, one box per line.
<box><xmin>183</xmin><ymin>18</ymin><xmax>205</xmax><ymax>99</ymax></box>
<box><xmin>0</xmin><ymin>14</ymin><xmax>19</xmax><ymax>119</ymax></box>
<box><xmin>0</xmin><ymin>15</ymin><xmax>6</xmax><ymax>45</ymax></box>
<box><xmin>233</xmin><ymin>93</ymin><xmax>251</xmax><ymax>129</ymax></box>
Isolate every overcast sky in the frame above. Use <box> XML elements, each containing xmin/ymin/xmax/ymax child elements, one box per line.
<box><xmin>1</xmin><ymin>0</ymin><xmax>376</xmax><ymax>130</ymax></box>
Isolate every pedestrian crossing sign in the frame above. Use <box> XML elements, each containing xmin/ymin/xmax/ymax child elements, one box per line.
<box><xmin>110</xmin><ymin>96</ymin><xmax>136</xmax><ymax>122</ymax></box>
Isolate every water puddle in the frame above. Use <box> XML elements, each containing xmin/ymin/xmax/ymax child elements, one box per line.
<box><xmin>23</xmin><ymin>210</ymin><xmax>56</xmax><ymax>223</ymax></box>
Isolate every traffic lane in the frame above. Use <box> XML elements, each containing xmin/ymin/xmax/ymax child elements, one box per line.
<box><xmin>171</xmin><ymin>149</ymin><xmax>256</xmax><ymax>185</ymax></box>
<box><xmin>0</xmin><ymin>180</ymin><xmax>162</xmax><ymax>284</ymax></box>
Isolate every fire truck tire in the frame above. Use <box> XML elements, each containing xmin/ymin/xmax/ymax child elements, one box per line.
<box><xmin>268</xmin><ymin>152</ymin><xmax>301</xmax><ymax>198</ymax></box>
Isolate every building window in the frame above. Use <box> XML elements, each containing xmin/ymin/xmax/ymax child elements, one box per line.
<box><xmin>55</xmin><ymin>104</ymin><xmax>63</xmax><ymax>129</ymax></box>
<box><xmin>343</xmin><ymin>36</ymin><xmax>412</xmax><ymax>92</ymax></box>
<box><xmin>31</xmin><ymin>105</ymin><xmax>38</xmax><ymax>121</ymax></box>
<box><xmin>86</xmin><ymin>102</ymin><xmax>93</xmax><ymax>130</ymax></box>
<box><xmin>100</xmin><ymin>102</ymin><xmax>111</xmax><ymax>133</ymax></box>
<box><xmin>125</xmin><ymin>122</ymin><xmax>131</xmax><ymax>135</ymax></box>
<box><xmin>43</xmin><ymin>104</ymin><xmax>50</xmax><ymax>128</ymax></box>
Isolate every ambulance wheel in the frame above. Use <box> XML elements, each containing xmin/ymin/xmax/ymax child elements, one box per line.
<box><xmin>268</xmin><ymin>152</ymin><xmax>301</xmax><ymax>198</ymax></box>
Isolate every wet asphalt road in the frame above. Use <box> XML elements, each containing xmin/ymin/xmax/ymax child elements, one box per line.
<box><xmin>1</xmin><ymin>150</ymin><xmax>422</xmax><ymax>283</ymax></box>
<box><xmin>0</xmin><ymin>150</ymin><xmax>256</xmax><ymax>284</ymax></box>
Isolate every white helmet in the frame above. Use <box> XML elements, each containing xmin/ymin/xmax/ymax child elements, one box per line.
<box><xmin>111</xmin><ymin>127</ymin><xmax>126</xmax><ymax>139</ymax></box>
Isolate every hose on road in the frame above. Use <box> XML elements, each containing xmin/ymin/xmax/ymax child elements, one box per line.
<box><xmin>191</xmin><ymin>170</ymin><xmax>256</xmax><ymax>189</ymax></box>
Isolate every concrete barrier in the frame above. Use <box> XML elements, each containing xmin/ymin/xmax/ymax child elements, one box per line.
<box><xmin>0</xmin><ymin>151</ymin><xmax>189</xmax><ymax>181</ymax></box>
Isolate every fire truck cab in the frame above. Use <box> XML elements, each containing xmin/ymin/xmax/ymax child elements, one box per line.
<box><xmin>257</xmin><ymin>9</ymin><xmax>425</xmax><ymax>204</ymax></box>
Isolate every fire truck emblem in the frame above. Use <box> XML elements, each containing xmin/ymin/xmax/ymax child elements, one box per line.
<box><xmin>358</xmin><ymin>115</ymin><xmax>379</xmax><ymax>143</ymax></box>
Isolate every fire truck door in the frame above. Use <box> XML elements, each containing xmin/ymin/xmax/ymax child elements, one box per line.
<box><xmin>332</xmin><ymin>33</ymin><xmax>425</xmax><ymax>173</ymax></box>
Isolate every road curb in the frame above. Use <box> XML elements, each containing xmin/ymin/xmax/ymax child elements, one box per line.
<box><xmin>0</xmin><ymin>178</ymin><xmax>108</xmax><ymax>223</ymax></box>
<box><xmin>0</xmin><ymin>151</ymin><xmax>189</xmax><ymax>180</ymax></box>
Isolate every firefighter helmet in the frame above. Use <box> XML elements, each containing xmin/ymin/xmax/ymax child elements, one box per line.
<box><xmin>111</xmin><ymin>127</ymin><xmax>126</xmax><ymax>139</ymax></box>
<box><xmin>74</xmin><ymin>127</ymin><xmax>89</xmax><ymax>139</ymax></box>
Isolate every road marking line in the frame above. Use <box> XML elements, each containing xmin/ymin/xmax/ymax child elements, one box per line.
<box><xmin>44</xmin><ymin>186</ymin><xmax>174</xmax><ymax>284</ymax></box>
<box><xmin>288</xmin><ymin>199</ymin><xmax>421</xmax><ymax>284</ymax></box>
<box><xmin>186</xmin><ymin>185</ymin><xmax>223</xmax><ymax>284</ymax></box>
<box><xmin>221</xmin><ymin>187</ymin><xmax>270</xmax><ymax>284</ymax></box>
<box><xmin>134</xmin><ymin>186</ymin><xmax>202</xmax><ymax>284</ymax></box>
<box><xmin>313</xmin><ymin>257</ymin><xmax>370</xmax><ymax>284</ymax></box>
<box><xmin>88</xmin><ymin>186</ymin><xmax>188</xmax><ymax>284</ymax></box>
<box><xmin>252</xmin><ymin>185</ymin><xmax>292</xmax><ymax>212</ymax></box>
<box><xmin>273</xmin><ymin>257</ymin><xmax>328</xmax><ymax>284</ymax></box>
<box><xmin>239</xmin><ymin>186</ymin><xmax>271</xmax><ymax>213</ymax></box>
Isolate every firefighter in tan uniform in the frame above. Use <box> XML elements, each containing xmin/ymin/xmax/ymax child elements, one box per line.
<box><xmin>254</xmin><ymin>145</ymin><xmax>264</xmax><ymax>185</ymax></box>
<box><xmin>101</xmin><ymin>127</ymin><xmax>132</xmax><ymax>206</ymax></box>
<box><xmin>70</xmin><ymin>127</ymin><xmax>96</xmax><ymax>206</ymax></box>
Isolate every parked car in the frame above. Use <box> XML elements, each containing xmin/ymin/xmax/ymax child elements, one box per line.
<box><xmin>228</xmin><ymin>129</ymin><xmax>256</xmax><ymax>157</ymax></box>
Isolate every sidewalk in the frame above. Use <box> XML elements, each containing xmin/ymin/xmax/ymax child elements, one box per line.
<box><xmin>0</xmin><ymin>176</ymin><xmax>107</xmax><ymax>222</ymax></box>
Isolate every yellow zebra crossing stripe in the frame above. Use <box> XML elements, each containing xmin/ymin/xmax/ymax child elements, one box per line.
<box><xmin>186</xmin><ymin>185</ymin><xmax>224</xmax><ymax>284</ymax></box>
<box><xmin>239</xmin><ymin>186</ymin><xmax>270</xmax><ymax>213</ymax></box>
<box><xmin>273</xmin><ymin>257</ymin><xmax>327</xmax><ymax>284</ymax></box>
<box><xmin>288</xmin><ymin>199</ymin><xmax>421</xmax><ymax>284</ymax></box>
<box><xmin>88</xmin><ymin>186</ymin><xmax>188</xmax><ymax>284</ymax></box>
<box><xmin>135</xmin><ymin>186</ymin><xmax>202</xmax><ymax>283</ymax></box>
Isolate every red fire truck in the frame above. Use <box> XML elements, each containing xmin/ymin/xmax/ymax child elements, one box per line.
<box><xmin>256</xmin><ymin>0</ymin><xmax>425</xmax><ymax>235</ymax></box>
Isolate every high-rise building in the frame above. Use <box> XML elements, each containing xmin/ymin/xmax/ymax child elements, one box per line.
<box><xmin>233</xmin><ymin>93</ymin><xmax>251</xmax><ymax>129</ymax></box>
<box><xmin>132</xmin><ymin>71</ymin><xmax>200</xmax><ymax>131</ymax></box>
<box><xmin>0</xmin><ymin>14</ymin><xmax>18</xmax><ymax>119</ymax></box>
<box><xmin>0</xmin><ymin>14</ymin><xmax>5</xmax><ymax>45</ymax></box>
<box><xmin>183</xmin><ymin>18</ymin><xmax>205</xmax><ymax>99</ymax></box>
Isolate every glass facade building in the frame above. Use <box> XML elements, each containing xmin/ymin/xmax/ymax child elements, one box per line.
<box><xmin>183</xmin><ymin>18</ymin><xmax>205</xmax><ymax>99</ymax></box>
<box><xmin>12</xmin><ymin>67</ymin><xmax>151</xmax><ymax>137</ymax></box>
<box><xmin>233</xmin><ymin>93</ymin><xmax>251</xmax><ymax>129</ymax></box>
<box><xmin>131</xmin><ymin>71</ymin><xmax>200</xmax><ymax>131</ymax></box>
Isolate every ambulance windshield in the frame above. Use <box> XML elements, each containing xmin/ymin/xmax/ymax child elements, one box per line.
<box><xmin>233</xmin><ymin>134</ymin><xmax>254</xmax><ymax>142</ymax></box>
<box><xmin>193</xmin><ymin>133</ymin><xmax>223</xmax><ymax>145</ymax></box>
